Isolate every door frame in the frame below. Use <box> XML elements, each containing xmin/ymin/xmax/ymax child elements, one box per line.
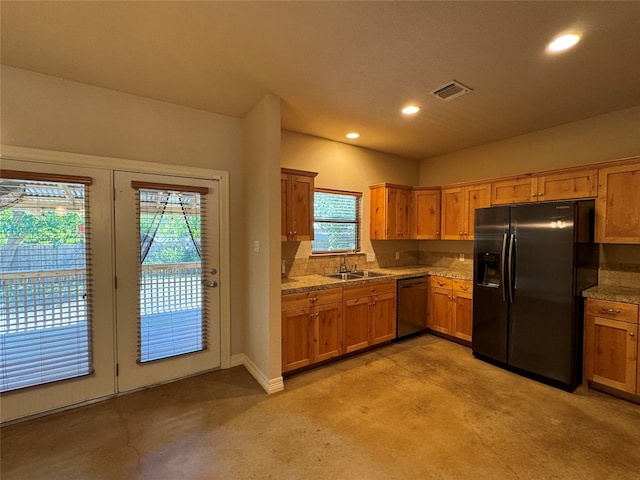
<box><xmin>0</xmin><ymin>146</ymin><xmax>232</xmax><ymax>419</ymax></box>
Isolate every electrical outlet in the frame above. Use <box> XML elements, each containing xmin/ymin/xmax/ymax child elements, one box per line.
<box><xmin>366</xmin><ymin>252</ymin><xmax>376</xmax><ymax>262</ymax></box>
<box><xmin>459</xmin><ymin>253</ymin><xmax>465</xmax><ymax>261</ymax></box>
<box><xmin>395</xmin><ymin>251</ymin><xmax>400</xmax><ymax>260</ymax></box>
<box><xmin>281</xmin><ymin>260</ymin><xmax>286</xmax><ymax>274</ymax></box>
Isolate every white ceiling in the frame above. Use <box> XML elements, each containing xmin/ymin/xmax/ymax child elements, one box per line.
<box><xmin>2</xmin><ymin>1</ymin><xmax>639</xmax><ymax>160</ymax></box>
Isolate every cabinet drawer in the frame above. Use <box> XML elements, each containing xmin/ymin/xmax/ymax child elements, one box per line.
<box><xmin>430</xmin><ymin>276</ymin><xmax>452</xmax><ymax>289</ymax></box>
<box><xmin>282</xmin><ymin>288</ymin><xmax>343</xmax><ymax>311</ymax></box>
<box><xmin>453</xmin><ymin>279</ymin><xmax>472</xmax><ymax>294</ymax></box>
<box><xmin>343</xmin><ymin>280</ymin><xmax>396</xmax><ymax>300</ymax></box>
<box><xmin>586</xmin><ymin>298</ymin><xmax>638</xmax><ymax>324</ymax></box>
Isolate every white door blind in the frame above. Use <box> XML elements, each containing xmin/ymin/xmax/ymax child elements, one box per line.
<box><xmin>0</xmin><ymin>171</ymin><xmax>93</xmax><ymax>392</ymax></box>
<box><xmin>133</xmin><ymin>183</ymin><xmax>209</xmax><ymax>363</ymax></box>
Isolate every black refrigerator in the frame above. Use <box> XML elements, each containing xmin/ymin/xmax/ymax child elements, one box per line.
<box><xmin>472</xmin><ymin>200</ymin><xmax>598</xmax><ymax>390</ymax></box>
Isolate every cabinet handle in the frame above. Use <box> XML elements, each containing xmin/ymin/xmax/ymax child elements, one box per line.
<box><xmin>601</xmin><ymin>307</ymin><xmax>621</xmax><ymax>314</ymax></box>
<box><xmin>460</xmin><ymin>285</ymin><xmax>469</xmax><ymax>291</ymax></box>
<box><xmin>310</xmin><ymin>297</ymin><xmax>318</xmax><ymax>303</ymax></box>
<box><xmin>438</xmin><ymin>281</ymin><xmax>445</xmax><ymax>286</ymax></box>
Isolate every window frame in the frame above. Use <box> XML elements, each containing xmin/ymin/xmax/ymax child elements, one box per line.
<box><xmin>312</xmin><ymin>188</ymin><xmax>362</xmax><ymax>255</ymax></box>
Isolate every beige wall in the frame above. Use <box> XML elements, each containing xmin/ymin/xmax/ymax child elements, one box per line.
<box><xmin>243</xmin><ymin>94</ymin><xmax>283</xmax><ymax>387</ymax></box>
<box><xmin>419</xmin><ymin>106</ymin><xmax>640</xmax><ymax>186</ymax></box>
<box><xmin>281</xmin><ymin>130</ymin><xmax>421</xmax><ymax>259</ymax></box>
<box><xmin>1</xmin><ymin>66</ymin><xmax>248</xmax><ymax>356</ymax></box>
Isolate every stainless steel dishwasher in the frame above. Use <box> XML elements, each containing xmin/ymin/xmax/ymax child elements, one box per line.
<box><xmin>396</xmin><ymin>276</ymin><xmax>429</xmax><ymax>340</ymax></box>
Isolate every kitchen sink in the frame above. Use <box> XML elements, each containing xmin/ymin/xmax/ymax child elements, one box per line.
<box><xmin>325</xmin><ymin>271</ymin><xmax>389</xmax><ymax>280</ymax></box>
<box><xmin>325</xmin><ymin>272</ymin><xmax>362</xmax><ymax>280</ymax></box>
<box><xmin>351</xmin><ymin>270</ymin><xmax>388</xmax><ymax>278</ymax></box>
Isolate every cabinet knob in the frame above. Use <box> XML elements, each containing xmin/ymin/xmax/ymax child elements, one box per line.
<box><xmin>463</xmin><ymin>232</ymin><xmax>468</xmax><ymax>236</ymax></box>
<box><xmin>459</xmin><ymin>232</ymin><xmax>463</xmax><ymax>236</ymax></box>
<box><xmin>630</xmin><ymin>332</ymin><xmax>635</xmax><ymax>337</ymax></box>
<box><xmin>538</xmin><ymin>192</ymin><xmax>543</xmax><ymax>196</ymax></box>
<box><xmin>436</xmin><ymin>231</ymin><xmax>440</xmax><ymax>235</ymax></box>
<box><xmin>531</xmin><ymin>193</ymin><xmax>537</xmax><ymax>197</ymax></box>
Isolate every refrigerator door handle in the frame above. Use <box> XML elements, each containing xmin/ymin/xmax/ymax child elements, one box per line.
<box><xmin>501</xmin><ymin>232</ymin><xmax>508</xmax><ymax>302</ymax></box>
<box><xmin>507</xmin><ymin>233</ymin><xmax>515</xmax><ymax>303</ymax></box>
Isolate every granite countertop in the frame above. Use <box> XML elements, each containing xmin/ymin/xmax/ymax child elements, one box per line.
<box><xmin>281</xmin><ymin>265</ymin><xmax>472</xmax><ymax>295</ymax></box>
<box><xmin>582</xmin><ymin>285</ymin><xmax>640</xmax><ymax>305</ymax></box>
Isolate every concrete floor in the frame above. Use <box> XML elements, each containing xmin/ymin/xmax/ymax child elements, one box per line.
<box><xmin>2</xmin><ymin>335</ymin><xmax>639</xmax><ymax>480</ymax></box>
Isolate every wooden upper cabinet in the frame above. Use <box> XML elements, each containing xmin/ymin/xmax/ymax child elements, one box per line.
<box><xmin>441</xmin><ymin>183</ymin><xmax>490</xmax><ymax>240</ymax></box>
<box><xmin>441</xmin><ymin>187</ymin><xmax>465</xmax><ymax>240</ymax></box>
<box><xmin>596</xmin><ymin>161</ymin><xmax>640</xmax><ymax>243</ymax></box>
<box><xmin>491</xmin><ymin>177</ymin><xmax>537</xmax><ymax>205</ymax></box>
<box><xmin>281</xmin><ymin>168</ymin><xmax>317</xmax><ymax>242</ymax></box>
<box><xmin>464</xmin><ymin>183</ymin><xmax>491</xmax><ymax>239</ymax></box>
<box><xmin>412</xmin><ymin>187</ymin><xmax>441</xmax><ymax>239</ymax></box>
<box><xmin>536</xmin><ymin>168</ymin><xmax>597</xmax><ymax>201</ymax></box>
<box><xmin>369</xmin><ymin>184</ymin><xmax>412</xmax><ymax>239</ymax></box>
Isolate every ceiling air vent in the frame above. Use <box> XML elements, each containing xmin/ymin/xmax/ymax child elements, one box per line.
<box><xmin>430</xmin><ymin>81</ymin><xmax>473</xmax><ymax>102</ymax></box>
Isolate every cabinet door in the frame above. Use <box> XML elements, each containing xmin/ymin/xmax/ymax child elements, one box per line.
<box><xmin>413</xmin><ymin>188</ymin><xmax>441</xmax><ymax>239</ymax></box>
<box><xmin>387</xmin><ymin>188</ymin><xmax>410</xmax><ymax>239</ymax></box>
<box><xmin>313</xmin><ymin>302</ymin><xmax>343</xmax><ymax>363</ymax></box>
<box><xmin>343</xmin><ymin>297</ymin><xmax>370</xmax><ymax>353</ymax></box>
<box><xmin>491</xmin><ymin>177</ymin><xmax>537</xmax><ymax>205</ymax></box>
<box><xmin>290</xmin><ymin>174</ymin><xmax>314</xmax><ymax>241</ymax></box>
<box><xmin>537</xmin><ymin>168</ymin><xmax>597</xmax><ymax>201</ymax></box>
<box><xmin>464</xmin><ymin>183</ymin><xmax>491</xmax><ymax>239</ymax></box>
<box><xmin>370</xmin><ymin>292</ymin><xmax>396</xmax><ymax>345</ymax></box>
<box><xmin>369</xmin><ymin>185</ymin><xmax>387</xmax><ymax>239</ymax></box>
<box><xmin>596</xmin><ymin>162</ymin><xmax>640</xmax><ymax>243</ymax></box>
<box><xmin>453</xmin><ymin>292</ymin><xmax>473</xmax><ymax>342</ymax></box>
<box><xmin>282</xmin><ymin>307</ymin><xmax>312</xmax><ymax>372</ymax></box>
<box><xmin>281</xmin><ymin>174</ymin><xmax>291</xmax><ymax>241</ymax></box>
<box><xmin>586</xmin><ymin>315</ymin><xmax>638</xmax><ymax>394</ymax></box>
<box><xmin>430</xmin><ymin>287</ymin><xmax>452</xmax><ymax>335</ymax></box>
<box><xmin>441</xmin><ymin>187</ymin><xmax>465</xmax><ymax>240</ymax></box>
<box><xmin>396</xmin><ymin>188</ymin><xmax>411</xmax><ymax>238</ymax></box>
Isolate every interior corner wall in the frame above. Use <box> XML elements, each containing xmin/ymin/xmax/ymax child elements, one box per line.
<box><xmin>242</xmin><ymin>94</ymin><xmax>283</xmax><ymax>388</ymax></box>
<box><xmin>419</xmin><ymin>106</ymin><xmax>640</xmax><ymax>186</ymax></box>
<box><xmin>0</xmin><ymin>65</ymin><xmax>247</xmax><ymax>358</ymax></box>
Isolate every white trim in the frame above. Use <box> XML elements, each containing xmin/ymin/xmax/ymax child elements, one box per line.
<box><xmin>0</xmin><ymin>144</ymin><xmax>232</xmax><ymax>373</ymax></box>
<box><xmin>230</xmin><ymin>353</ymin><xmax>246</xmax><ymax>368</ymax></box>
<box><xmin>234</xmin><ymin>354</ymin><xmax>284</xmax><ymax>394</ymax></box>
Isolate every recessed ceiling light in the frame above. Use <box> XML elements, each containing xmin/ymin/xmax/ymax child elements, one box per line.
<box><xmin>402</xmin><ymin>105</ymin><xmax>421</xmax><ymax>115</ymax></box>
<box><xmin>345</xmin><ymin>132</ymin><xmax>360</xmax><ymax>139</ymax></box>
<box><xmin>547</xmin><ymin>33</ymin><xmax>582</xmax><ymax>52</ymax></box>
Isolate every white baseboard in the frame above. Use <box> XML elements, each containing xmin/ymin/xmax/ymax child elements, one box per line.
<box><xmin>230</xmin><ymin>353</ymin><xmax>284</xmax><ymax>394</ymax></box>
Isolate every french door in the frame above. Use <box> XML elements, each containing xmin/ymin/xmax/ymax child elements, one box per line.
<box><xmin>0</xmin><ymin>160</ymin><xmax>115</xmax><ymax>423</ymax></box>
<box><xmin>114</xmin><ymin>171</ymin><xmax>221</xmax><ymax>392</ymax></box>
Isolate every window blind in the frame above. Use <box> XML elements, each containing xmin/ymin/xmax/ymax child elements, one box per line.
<box><xmin>133</xmin><ymin>185</ymin><xmax>208</xmax><ymax>363</ymax></box>
<box><xmin>312</xmin><ymin>188</ymin><xmax>362</xmax><ymax>254</ymax></box>
<box><xmin>0</xmin><ymin>172</ymin><xmax>93</xmax><ymax>392</ymax></box>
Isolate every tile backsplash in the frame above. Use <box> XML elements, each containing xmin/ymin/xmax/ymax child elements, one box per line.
<box><xmin>598</xmin><ymin>244</ymin><xmax>640</xmax><ymax>288</ymax></box>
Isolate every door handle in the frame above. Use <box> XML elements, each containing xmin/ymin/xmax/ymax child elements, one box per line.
<box><xmin>500</xmin><ymin>232</ymin><xmax>508</xmax><ymax>302</ymax></box>
<box><xmin>507</xmin><ymin>233</ymin><xmax>515</xmax><ymax>304</ymax></box>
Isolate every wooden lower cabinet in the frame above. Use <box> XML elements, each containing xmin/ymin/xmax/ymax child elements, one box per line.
<box><xmin>282</xmin><ymin>281</ymin><xmax>398</xmax><ymax>373</ymax></box>
<box><xmin>343</xmin><ymin>281</ymin><xmax>397</xmax><ymax>353</ymax></box>
<box><xmin>428</xmin><ymin>277</ymin><xmax>473</xmax><ymax>342</ymax></box>
<box><xmin>282</xmin><ymin>288</ymin><xmax>343</xmax><ymax>373</ymax></box>
<box><xmin>584</xmin><ymin>298</ymin><xmax>639</xmax><ymax>395</ymax></box>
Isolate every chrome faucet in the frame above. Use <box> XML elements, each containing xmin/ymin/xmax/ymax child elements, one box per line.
<box><xmin>339</xmin><ymin>253</ymin><xmax>348</xmax><ymax>273</ymax></box>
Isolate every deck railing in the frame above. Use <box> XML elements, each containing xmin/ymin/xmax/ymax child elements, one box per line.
<box><xmin>1</xmin><ymin>263</ymin><xmax>202</xmax><ymax>334</ymax></box>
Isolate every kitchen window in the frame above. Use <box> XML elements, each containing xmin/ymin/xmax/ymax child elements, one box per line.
<box><xmin>312</xmin><ymin>188</ymin><xmax>361</xmax><ymax>254</ymax></box>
